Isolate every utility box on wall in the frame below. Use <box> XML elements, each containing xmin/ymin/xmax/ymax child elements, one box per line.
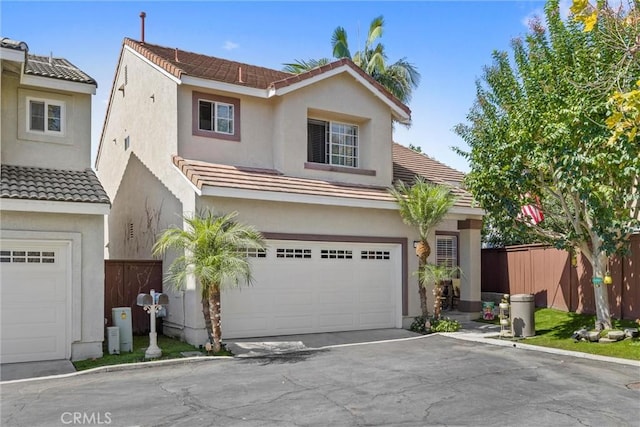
<box><xmin>112</xmin><ymin>307</ymin><xmax>133</xmax><ymax>352</ymax></box>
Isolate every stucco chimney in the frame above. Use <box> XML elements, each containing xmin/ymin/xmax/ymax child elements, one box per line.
<box><xmin>140</xmin><ymin>11</ymin><xmax>146</xmax><ymax>43</ymax></box>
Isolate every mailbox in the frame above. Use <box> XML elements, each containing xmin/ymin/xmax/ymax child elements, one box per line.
<box><xmin>137</xmin><ymin>293</ymin><xmax>153</xmax><ymax>306</ymax></box>
<box><xmin>156</xmin><ymin>293</ymin><xmax>169</xmax><ymax>305</ymax></box>
<box><xmin>136</xmin><ymin>289</ymin><xmax>169</xmax><ymax>359</ymax></box>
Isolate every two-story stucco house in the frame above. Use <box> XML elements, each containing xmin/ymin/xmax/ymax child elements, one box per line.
<box><xmin>96</xmin><ymin>37</ymin><xmax>483</xmax><ymax>345</ymax></box>
<box><xmin>0</xmin><ymin>38</ymin><xmax>110</xmax><ymax>363</ymax></box>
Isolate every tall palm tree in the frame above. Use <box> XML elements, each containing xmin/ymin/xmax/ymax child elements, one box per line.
<box><xmin>389</xmin><ymin>177</ymin><xmax>457</xmax><ymax>318</ymax></box>
<box><xmin>152</xmin><ymin>209</ymin><xmax>266</xmax><ymax>352</ymax></box>
<box><xmin>283</xmin><ymin>16</ymin><xmax>420</xmax><ymax>104</ymax></box>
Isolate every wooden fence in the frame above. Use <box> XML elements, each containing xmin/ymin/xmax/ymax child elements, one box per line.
<box><xmin>104</xmin><ymin>260</ymin><xmax>163</xmax><ymax>334</ymax></box>
<box><xmin>481</xmin><ymin>234</ymin><xmax>640</xmax><ymax>320</ymax></box>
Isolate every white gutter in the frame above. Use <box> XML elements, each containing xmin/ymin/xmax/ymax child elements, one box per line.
<box><xmin>1</xmin><ymin>199</ymin><xmax>110</xmax><ymax>215</ymax></box>
<box><xmin>200</xmin><ymin>185</ymin><xmax>400</xmax><ymax>210</ymax></box>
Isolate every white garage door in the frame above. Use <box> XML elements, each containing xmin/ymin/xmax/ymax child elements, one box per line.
<box><xmin>222</xmin><ymin>240</ymin><xmax>401</xmax><ymax>339</ymax></box>
<box><xmin>1</xmin><ymin>241</ymin><xmax>69</xmax><ymax>363</ymax></box>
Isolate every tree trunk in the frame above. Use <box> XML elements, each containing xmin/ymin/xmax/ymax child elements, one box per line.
<box><xmin>417</xmin><ymin>240</ymin><xmax>430</xmax><ymax>318</ymax></box>
<box><xmin>591</xmin><ymin>251</ymin><xmax>612</xmax><ymax>330</ymax></box>
<box><xmin>433</xmin><ymin>281</ymin><xmax>443</xmax><ymax>320</ymax></box>
<box><xmin>201</xmin><ymin>297</ymin><xmax>213</xmax><ymax>343</ymax></box>
<box><xmin>208</xmin><ymin>284</ymin><xmax>223</xmax><ymax>353</ymax></box>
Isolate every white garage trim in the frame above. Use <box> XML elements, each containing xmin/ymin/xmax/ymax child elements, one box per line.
<box><xmin>1</xmin><ymin>230</ymin><xmax>81</xmax><ymax>347</ymax></box>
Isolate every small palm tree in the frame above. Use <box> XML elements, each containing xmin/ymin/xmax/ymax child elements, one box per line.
<box><xmin>389</xmin><ymin>177</ymin><xmax>457</xmax><ymax>317</ymax></box>
<box><xmin>152</xmin><ymin>209</ymin><xmax>265</xmax><ymax>353</ymax></box>
<box><xmin>419</xmin><ymin>263</ymin><xmax>461</xmax><ymax>321</ymax></box>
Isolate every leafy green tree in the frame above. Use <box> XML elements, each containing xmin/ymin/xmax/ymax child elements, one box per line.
<box><xmin>455</xmin><ymin>0</ymin><xmax>640</xmax><ymax>329</ymax></box>
<box><xmin>390</xmin><ymin>177</ymin><xmax>457</xmax><ymax>317</ymax></box>
<box><xmin>152</xmin><ymin>209</ymin><xmax>265</xmax><ymax>352</ymax></box>
<box><xmin>283</xmin><ymin>16</ymin><xmax>420</xmax><ymax>104</ymax></box>
<box><xmin>570</xmin><ymin>1</ymin><xmax>640</xmax><ymax>144</ymax></box>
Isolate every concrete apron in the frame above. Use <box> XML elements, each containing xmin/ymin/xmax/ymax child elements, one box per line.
<box><xmin>1</xmin><ymin>359</ymin><xmax>76</xmax><ymax>382</ymax></box>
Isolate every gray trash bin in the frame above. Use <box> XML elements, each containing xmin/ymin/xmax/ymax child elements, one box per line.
<box><xmin>510</xmin><ymin>294</ymin><xmax>535</xmax><ymax>337</ymax></box>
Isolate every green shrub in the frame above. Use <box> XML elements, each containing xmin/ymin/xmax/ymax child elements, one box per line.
<box><xmin>410</xmin><ymin>316</ymin><xmax>429</xmax><ymax>334</ymax></box>
<box><xmin>410</xmin><ymin>315</ymin><xmax>461</xmax><ymax>334</ymax></box>
<box><xmin>431</xmin><ymin>317</ymin><xmax>461</xmax><ymax>332</ymax></box>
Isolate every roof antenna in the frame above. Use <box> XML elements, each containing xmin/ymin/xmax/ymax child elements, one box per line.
<box><xmin>140</xmin><ymin>11</ymin><xmax>146</xmax><ymax>44</ymax></box>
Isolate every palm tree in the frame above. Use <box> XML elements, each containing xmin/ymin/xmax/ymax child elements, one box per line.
<box><xmin>152</xmin><ymin>209</ymin><xmax>266</xmax><ymax>353</ymax></box>
<box><xmin>419</xmin><ymin>264</ymin><xmax>461</xmax><ymax>321</ymax></box>
<box><xmin>283</xmin><ymin>16</ymin><xmax>420</xmax><ymax>104</ymax></box>
<box><xmin>389</xmin><ymin>177</ymin><xmax>457</xmax><ymax>317</ymax></box>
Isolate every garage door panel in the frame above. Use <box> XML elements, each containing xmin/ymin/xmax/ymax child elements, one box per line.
<box><xmin>317</xmin><ymin>313</ymin><xmax>356</xmax><ymax>328</ymax></box>
<box><xmin>222</xmin><ymin>240</ymin><xmax>400</xmax><ymax>339</ymax></box>
<box><xmin>274</xmin><ymin>315</ymin><xmax>314</xmax><ymax>330</ymax></box>
<box><xmin>2</xmin><ymin>274</ymin><xmax>66</xmax><ymax>302</ymax></box>
<box><xmin>1</xmin><ymin>240</ymin><xmax>69</xmax><ymax>363</ymax></box>
<box><xmin>4</xmin><ymin>336</ymin><xmax>61</xmax><ymax>361</ymax></box>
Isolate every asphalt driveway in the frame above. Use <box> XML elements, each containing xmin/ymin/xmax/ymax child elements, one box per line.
<box><xmin>2</xmin><ymin>334</ymin><xmax>639</xmax><ymax>426</ymax></box>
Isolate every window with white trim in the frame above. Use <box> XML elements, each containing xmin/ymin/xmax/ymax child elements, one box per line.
<box><xmin>28</xmin><ymin>98</ymin><xmax>65</xmax><ymax>135</ymax></box>
<box><xmin>192</xmin><ymin>91</ymin><xmax>240</xmax><ymax>141</ymax></box>
<box><xmin>308</xmin><ymin>119</ymin><xmax>358</xmax><ymax>167</ymax></box>
<box><xmin>436</xmin><ymin>235</ymin><xmax>458</xmax><ymax>270</ymax></box>
<box><xmin>199</xmin><ymin>99</ymin><xmax>234</xmax><ymax>135</ymax></box>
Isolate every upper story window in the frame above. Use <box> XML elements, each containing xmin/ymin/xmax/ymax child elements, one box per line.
<box><xmin>199</xmin><ymin>100</ymin><xmax>234</xmax><ymax>134</ymax></box>
<box><xmin>308</xmin><ymin>119</ymin><xmax>358</xmax><ymax>168</ymax></box>
<box><xmin>28</xmin><ymin>98</ymin><xmax>65</xmax><ymax>135</ymax></box>
<box><xmin>192</xmin><ymin>91</ymin><xmax>240</xmax><ymax>141</ymax></box>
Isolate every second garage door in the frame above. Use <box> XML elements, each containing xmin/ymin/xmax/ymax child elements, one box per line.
<box><xmin>1</xmin><ymin>240</ymin><xmax>70</xmax><ymax>363</ymax></box>
<box><xmin>222</xmin><ymin>240</ymin><xmax>401</xmax><ymax>339</ymax></box>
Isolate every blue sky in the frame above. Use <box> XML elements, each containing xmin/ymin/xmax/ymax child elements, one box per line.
<box><xmin>2</xmin><ymin>0</ymin><xmax>559</xmax><ymax>172</ymax></box>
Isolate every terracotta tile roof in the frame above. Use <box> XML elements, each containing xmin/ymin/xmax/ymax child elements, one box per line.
<box><xmin>124</xmin><ymin>38</ymin><xmax>291</xmax><ymax>89</ymax></box>
<box><xmin>392</xmin><ymin>143</ymin><xmax>474</xmax><ymax>208</ymax></box>
<box><xmin>1</xmin><ymin>164</ymin><xmax>110</xmax><ymax>205</ymax></box>
<box><xmin>25</xmin><ymin>54</ymin><xmax>97</xmax><ymax>85</ymax></box>
<box><xmin>173</xmin><ymin>149</ymin><xmax>476</xmax><ymax>209</ymax></box>
<box><xmin>123</xmin><ymin>39</ymin><xmax>409</xmax><ymax>116</ymax></box>
<box><xmin>173</xmin><ymin>156</ymin><xmax>394</xmax><ymax>202</ymax></box>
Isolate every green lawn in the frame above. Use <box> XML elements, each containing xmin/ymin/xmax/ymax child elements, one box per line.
<box><xmin>481</xmin><ymin>308</ymin><xmax>640</xmax><ymax>361</ymax></box>
<box><xmin>72</xmin><ymin>335</ymin><xmax>223</xmax><ymax>371</ymax></box>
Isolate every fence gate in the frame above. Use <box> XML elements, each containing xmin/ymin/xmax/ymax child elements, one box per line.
<box><xmin>104</xmin><ymin>260</ymin><xmax>163</xmax><ymax>334</ymax></box>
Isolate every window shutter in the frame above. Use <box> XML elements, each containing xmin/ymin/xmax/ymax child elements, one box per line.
<box><xmin>307</xmin><ymin>120</ymin><xmax>326</xmax><ymax>163</ymax></box>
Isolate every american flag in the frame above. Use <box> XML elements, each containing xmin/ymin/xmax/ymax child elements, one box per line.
<box><xmin>520</xmin><ymin>194</ymin><xmax>544</xmax><ymax>225</ymax></box>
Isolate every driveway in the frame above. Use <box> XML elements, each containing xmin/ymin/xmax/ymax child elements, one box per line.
<box><xmin>2</xmin><ymin>334</ymin><xmax>639</xmax><ymax>426</ymax></box>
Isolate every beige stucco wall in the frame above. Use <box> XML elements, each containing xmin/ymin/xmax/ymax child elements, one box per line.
<box><xmin>272</xmin><ymin>73</ymin><xmax>394</xmax><ymax>186</ymax></box>
<box><xmin>0</xmin><ymin>211</ymin><xmax>106</xmax><ymax>361</ymax></box>
<box><xmin>175</xmin><ymin>72</ymin><xmax>393</xmax><ymax>187</ymax></box>
<box><xmin>96</xmin><ymin>47</ymin><xmax>180</xmax><ymax>200</ymax></box>
<box><xmin>1</xmin><ymin>71</ymin><xmax>92</xmax><ymax>169</ymax></box>
<box><xmin>106</xmin><ymin>154</ymin><xmax>183</xmax><ymax>260</ymax></box>
<box><xmin>177</xmin><ymin>85</ymin><xmax>276</xmax><ymax>169</ymax></box>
